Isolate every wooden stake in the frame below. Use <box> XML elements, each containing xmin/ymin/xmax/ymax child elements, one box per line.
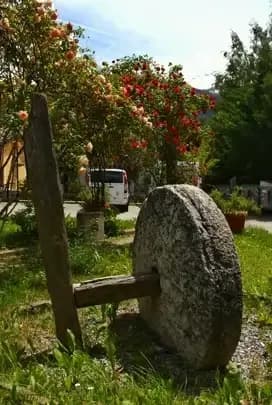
<box><xmin>24</xmin><ymin>93</ymin><xmax>82</xmax><ymax>348</ymax></box>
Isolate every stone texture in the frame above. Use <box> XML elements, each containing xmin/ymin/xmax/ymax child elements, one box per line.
<box><xmin>133</xmin><ymin>185</ymin><xmax>242</xmax><ymax>369</ymax></box>
<box><xmin>76</xmin><ymin>209</ymin><xmax>104</xmax><ymax>241</ymax></box>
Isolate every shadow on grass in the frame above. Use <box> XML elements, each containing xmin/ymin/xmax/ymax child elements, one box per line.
<box><xmin>110</xmin><ymin>313</ymin><xmax>225</xmax><ymax>394</ymax></box>
<box><xmin>18</xmin><ymin>311</ymin><xmax>224</xmax><ymax>396</ymax></box>
<box><xmin>0</xmin><ymin>246</ymin><xmax>45</xmax><ymax>308</ymax></box>
<box><xmin>0</xmin><ymin>237</ymin><xmax>223</xmax><ymax>396</ymax></box>
<box><xmin>8</xmin><ymin>299</ymin><xmax>227</xmax><ymax>399</ymax></box>
<box><xmin>0</xmin><ymin>231</ymin><xmax>38</xmax><ymax>249</ymax></box>
<box><xmin>102</xmin><ymin>240</ymin><xmax>133</xmax><ymax>250</ymax></box>
<box><xmin>80</xmin><ymin>310</ymin><xmax>225</xmax><ymax>396</ymax></box>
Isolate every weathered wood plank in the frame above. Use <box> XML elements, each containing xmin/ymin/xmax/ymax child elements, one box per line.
<box><xmin>24</xmin><ymin>93</ymin><xmax>82</xmax><ymax>348</ymax></box>
<box><xmin>74</xmin><ymin>273</ymin><xmax>161</xmax><ymax>308</ymax></box>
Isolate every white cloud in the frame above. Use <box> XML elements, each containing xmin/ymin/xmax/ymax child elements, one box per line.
<box><xmin>55</xmin><ymin>0</ymin><xmax>270</xmax><ymax>88</ymax></box>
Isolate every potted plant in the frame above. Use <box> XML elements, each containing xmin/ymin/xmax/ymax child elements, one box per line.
<box><xmin>76</xmin><ymin>186</ymin><xmax>106</xmax><ymax>241</ymax></box>
<box><xmin>210</xmin><ymin>188</ymin><xmax>261</xmax><ymax>233</ymax></box>
<box><xmin>76</xmin><ymin>142</ymin><xmax>108</xmax><ymax>241</ymax></box>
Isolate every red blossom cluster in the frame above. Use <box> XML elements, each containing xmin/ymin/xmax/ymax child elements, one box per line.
<box><xmin>209</xmin><ymin>94</ymin><xmax>217</xmax><ymax>109</ymax></box>
<box><xmin>130</xmin><ymin>139</ymin><xmax>148</xmax><ymax>149</ymax></box>
<box><xmin>116</xmin><ymin>61</ymin><xmax>214</xmax><ymax>156</ymax></box>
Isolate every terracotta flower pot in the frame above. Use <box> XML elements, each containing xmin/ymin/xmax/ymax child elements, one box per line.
<box><xmin>225</xmin><ymin>211</ymin><xmax>247</xmax><ymax>234</ymax></box>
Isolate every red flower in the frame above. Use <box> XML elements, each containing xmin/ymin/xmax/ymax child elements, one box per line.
<box><xmin>209</xmin><ymin>101</ymin><xmax>216</xmax><ymax>109</ymax></box>
<box><xmin>51</xmin><ymin>11</ymin><xmax>58</xmax><ymax>20</ymax></box>
<box><xmin>130</xmin><ymin>139</ymin><xmax>148</xmax><ymax>149</ymax></box>
<box><xmin>174</xmin><ymin>86</ymin><xmax>180</xmax><ymax>94</ymax></box>
<box><xmin>65</xmin><ymin>50</ymin><xmax>75</xmax><ymax>61</ymax></box>
<box><xmin>151</xmin><ymin>79</ymin><xmax>159</xmax><ymax>87</ymax></box>
<box><xmin>191</xmin><ymin>120</ymin><xmax>201</xmax><ymax>132</ymax></box>
<box><xmin>158</xmin><ymin>121</ymin><xmax>167</xmax><ymax>128</ymax></box>
<box><xmin>209</xmin><ymin>95</ymin><xmax>216</xmax><ymax>109</ymax></box>
<box><xmin>172</xmin><ymin>135</ymin><xmax>180</xmax><ymax>146</ymax></box>
<box><xmin>135</xmin><ymin>84</ymin><xmax>145</xmax><ymax>95</ymax></box>
<box><xmin>123</xmin><ymin>87</ymin><xmax>129</xmax><ymax>97</ymax></box>
<box><xmin>190</xmin><ymin>87</ymin><xmax>196</xmax><ymax>96</ymax></box>
<box><xmin>122</xmin><ymin>75</ymin><xmax>133</xmax><ymax>84</ymax></box>
<box><xmin>168</xmin><ymin>126</ymin><xmax>178</xmax><ymax>136</ymax></box>
<box><xmin>176</xmin><ymin>144</ymin><xmax>187</xmax><ymax>154</ymax></box>
<box><xmin>123</xmin><ymin>84</ymin><xmax>134</xmax><ymax>97</ymax></box>
<box><xmin>130</xmin><ymin>139</ymin><xmax>139</xmax><ymax>149</ymax></box>
<box><xmin>66</xmin><ymin>22</ymin><xmax>73</xmax><ymax>32</ymax></box>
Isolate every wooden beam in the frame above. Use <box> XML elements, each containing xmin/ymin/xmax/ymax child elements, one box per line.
<box><xmin>24</xmin><ymin>94</ymin><xmax>82</xmax><ymax>348</ymax></box>
<box><xmin>74</xmin><ymin>273</ymin><xmax>161</xmax><ymax>308</ymax></box>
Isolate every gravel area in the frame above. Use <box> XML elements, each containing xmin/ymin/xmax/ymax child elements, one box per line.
<box><xmin>107</xmin><ymin>304</ymin><xmax>272</xmax><ymax>391</ymax></box>
<box><xmin>232</xmin><ymin>314</ymin><xmax>272</xmax><ymax>380</ymax></box>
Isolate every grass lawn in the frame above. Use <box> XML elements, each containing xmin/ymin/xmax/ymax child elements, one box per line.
<box><xmin>235</xmin><ymin>228</ymin><xmax>272</xmax><ymax>298</ymax></box>
<box><xmin>0</xmin><ymin>227</ymin><xmax>271</xmax><ymax>404</ymax></box>
<box><xmin>235</xmin><ymin>228</ymin><xmax>272</xmax><ymax>327</ymax></box>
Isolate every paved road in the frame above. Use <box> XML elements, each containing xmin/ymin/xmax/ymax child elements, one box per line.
<box><xmin>63</xmin><ymin>203</ymin><xmax>140</xmax><ymax>220</ymax></box>
<box><xmin>1</xmin><ymin>202</ymin><xmax>272</xmax><ymax>232</ymax></box>
<box><xmin>245</xmin><ymin>216</ymin><xmax>272</xmax><ymax>233</ymax></box>
<box><xmin>0</xmin><ymin>202</ymin><xmax>141</xmax><ymax>221</ymax></box>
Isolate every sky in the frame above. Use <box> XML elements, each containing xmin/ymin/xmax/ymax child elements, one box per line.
<box><xmin>54</xmin><ymin>0</ymin><xmax>271</xmax><ymax>89</ymax></box>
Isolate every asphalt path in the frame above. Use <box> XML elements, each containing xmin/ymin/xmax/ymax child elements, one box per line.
<box><xmin>1</xmin><ymin>202</ymin><xmax>272</xmax><ymax>232</ymax></box>
<box><xmin>0</xmin><ymin>202</ymin><xmax>141</xmax><ymax>221</ymax></box>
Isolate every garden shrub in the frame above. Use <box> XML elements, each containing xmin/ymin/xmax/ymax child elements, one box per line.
<box><xmin>104</xmin><ymin>207</ymin><xmax>121</xmax><ymax>237</ymax></box>
<box><xmin>10</xmin><ymin>204</ymin><xmax>79</xmax><ymax>241</ymax></box>
<box><xmin>10</xmin><ymin>203</ymin><xmax>37</xmax><ymax>239</ymax></box>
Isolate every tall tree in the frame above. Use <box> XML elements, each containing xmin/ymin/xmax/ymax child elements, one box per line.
<box><xmin>0</xmin><ymin>0</ymin><xmax>133</xmax><ymax>193</ymax></box>
<box><xmin>210</xmin><ymin>20</ymin><xmax>272</xmax><ymax>182</ymax></box>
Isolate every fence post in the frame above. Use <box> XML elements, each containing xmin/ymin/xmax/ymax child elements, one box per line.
<box><xmin>24</xmin><ymin>93</ymin><xmax>82</xmax><ymax>348</ymax></box>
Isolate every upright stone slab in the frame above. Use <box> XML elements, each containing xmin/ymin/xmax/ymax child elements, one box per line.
<box><xmin>133</xmin><ymin>185</ymin><xmax>242</xmax><ymax>369</ymax></box>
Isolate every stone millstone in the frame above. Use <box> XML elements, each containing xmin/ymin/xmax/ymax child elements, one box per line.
<box><xmin>133</xmin><ymin>185</ymin><xmax>242</xmax><ymax>370</ymax></box>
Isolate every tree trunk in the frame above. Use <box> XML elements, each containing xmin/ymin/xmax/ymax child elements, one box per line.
<box><xmin>165</xmin><ymin>143</ymin><xmax>178</xmax><ymax>184</ymax></box>
<box><xmin>24</xmin><ymin>93</ymin><xmax>82</xmax><ymax>348</ymax></box>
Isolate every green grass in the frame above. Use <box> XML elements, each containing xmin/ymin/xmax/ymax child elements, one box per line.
<box><xmin>70</xmin><ymin>241</ymin><xmax>132</xmax><ymax>278</ymax></box>
<box><xmin>117</xmin><ymin>218</ymin><xmax>136</xmax><ymax>232</ymax></box>
<box><xmin>235</xmin><ymin>228</ymin><xmax>272</xmax><ymax>298</ymax></box>
<box><xmin>0</xmin><ymin>227</ymin><xmax>271</xmax><ymax>403</ymax></box>
<box><xmin>235</xmin><ymin>228</ymin><xmax>272</xmax><ymax>326</ymax></box>
<box><xmin>0</xmin><ymin>348</ymin><xmax>271</xmax><ymax>404</ymax></box>
<box><xmin>0</xmin><ymin>214</ymin><xmax>136</xmax><ymax>248</ymax></box>
<box><xmin>0</xmin><ymin>220</ymin><xmax>22</xmax><ymax>248</ymax></box>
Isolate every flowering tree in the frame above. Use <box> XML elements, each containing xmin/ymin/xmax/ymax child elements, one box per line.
<box><xmin>0</xmin><ymin>0</ymin><xmax>216</xmax><ymax>210</ymax></box>
<box><xmin>0</xmin><ymin>0</ymin><xmax>134</xmax><ymax>199</ymax></box>
<box><xmin>0</xmin><ymin>0</ymin><xmax>81</xmax><ymax>136</ymax></box>
<box><xmin>105</xmin><ymin>56</ymin><xmax>216</xmax><ymax>184</ymax></box>
<box><xmin>0</xmin><ymin>0</ymin><xmax>83</xmax><ymax>200</ymax></box>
